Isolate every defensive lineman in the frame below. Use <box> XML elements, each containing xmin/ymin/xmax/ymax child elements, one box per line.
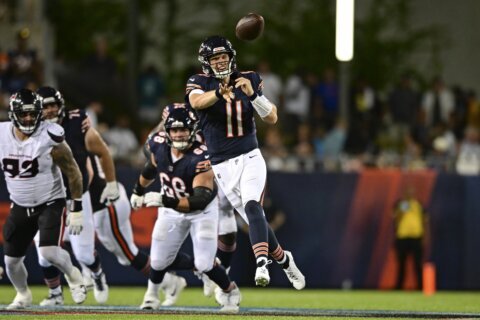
<box><xmin>1</xmin><ymin>89</ymin><xmax>86</xmax><ymax>309</ymax></box>
<box><xmin>35</xmin><ymin>86</ymin><xmax>119</xmax><ymax>305</ymax></box>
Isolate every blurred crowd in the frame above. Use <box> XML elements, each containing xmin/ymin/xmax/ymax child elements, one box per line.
<box><xmin>1</xmin><ymin>29</ymin><xmax>479</xmax><ymax>175</ymax></box>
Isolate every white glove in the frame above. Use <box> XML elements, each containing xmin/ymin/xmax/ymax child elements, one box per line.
<box><xmin>67</xmin><ymin>211</ymin><xmax>83</xmax><ymax>235</ymax></box>
<box><xmin>100</xmin><ymin>181</ymin><xmax>120</xmax><ymax>205</ymax></box>
<box><xmin>130</xmin><ymin>193</ymin><xmax>144</xmax><ymax>210</ymax></box>
<box><xmin>144</xmin><ymin>192</ymin><xmax>164</xmax><ymax>207</ymax></box>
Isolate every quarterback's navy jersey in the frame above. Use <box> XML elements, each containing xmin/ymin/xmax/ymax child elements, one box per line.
<box><xmin>147</xmin><ymin>132</ymin><xmax>215</xmax><ymax>202</ymax></box>
<box><xmin>62</xmin><ymin>109</ymin><xmax>90</xmax><ymax>197</ymax></box>
<box><xmin>185</xmin><ymin>71</ymin><xmax>263</xmax><ymax>164</ymax></box>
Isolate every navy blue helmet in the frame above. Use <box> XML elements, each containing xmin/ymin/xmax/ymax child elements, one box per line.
<box><xmin>198</xmin><ymin>35</ymin><xmax>237</xmax><ymax>79</ymax></box>
<box><xmin>164</xmin><ymin>107</ymin><xmax>198</xmax><ymax>150</ymax></box>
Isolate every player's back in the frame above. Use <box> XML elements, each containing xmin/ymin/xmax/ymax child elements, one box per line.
<box><xmin>186</xmin><ymin>71</ymin><xmax>263</xmax><ymax>164</ymax></box>
<box><xmin>62</xmin><ymin>109</ymin><xmax>90</xmax><ymax>195</ymax></box>
<box><xmin>0</xmin><ymin>121</ymin><xmax>66</xmax><ymax>207</ymax></box>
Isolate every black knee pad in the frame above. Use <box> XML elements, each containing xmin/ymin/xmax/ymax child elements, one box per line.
<box><xmin>245</xmin><ymin>200</ymin><xmax>264</xmax><ymax>222</ymax></box>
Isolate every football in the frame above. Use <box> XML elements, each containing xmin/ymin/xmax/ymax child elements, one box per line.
<box><xmin>235</xmin><ymin>13</ymin><xmax>264</xmax><ymax>41</ymax></box>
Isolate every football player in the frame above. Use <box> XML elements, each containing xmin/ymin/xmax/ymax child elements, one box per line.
<box><xmin>186</xmin><ymin>36</ymin><xmax>305</xmax><ymax>289</ymax></box>
<box><xmin>1</xmin><ymin>89</ymin><xmax>86</xmax><ymax>309</ymax></box>
<box><xmin>88</xmin><ymin>153</ymin><xmax>187</xmax><ymax>307</ymax></box>
<box><xmin>134</xmin><ymin>103</ymin><xmax>238</xmax><ymax>297</ymax></box>
<box><xmin>133</xmin><ymin>107</ymin><xmax>241</xmax><ymax>312</ymax></box>
<box><xmin>34</xmin><ymin>86</ymin><xmax>119</xmax><ymax>305</ymax></box>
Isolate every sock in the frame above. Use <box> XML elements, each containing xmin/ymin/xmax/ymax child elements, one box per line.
<box><xmin>146</xmin><ymin>279</ymin><xmax>161</xmax><ymax>297</ymax></box>
<box><xmin>42</xmin><ymin>266</ymin><xmax>61</xmax><ymax>289</ymax></box>
<box><xmin>205</xmin><ymin>264</ymin><xmax>231</xmax><ymax>291</ymax></box>
<box><xmin>245</xmin><ymin>200</ymin><xmax>269</xmax><ymax>261</ymax></box>
<box><xmin>131</xmin><ymin>251</ymin><xmax>150</xmax><ymax>276</ymax></box>
<box><xmin>217</xmin><ymin>235</ymin><xmax>236</xmax><ymax>269</ymax></box>
<box><xmin>150</xmin><ymin>268</ymin><xmax>167</xmax><ymax>285</ymax></box>
<box><xmin>86</xmin><ymin>252</ymin><xmax>103</xmax><ymax>277</ymax></box>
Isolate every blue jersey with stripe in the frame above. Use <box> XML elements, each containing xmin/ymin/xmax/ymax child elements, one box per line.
<box><xmin>62</xmin><ymin>109</ymin><xmax>89</xmax><ymax>197</ymax></box>
<box><xmin>185</xmin><ymin>71</ymin><xmax>263</xmax><ymax>164</ymax></box>
<box><xmin>147</xmin><ymin>132</ymin><xmax>214</xmax><ymax>201</ymax></box>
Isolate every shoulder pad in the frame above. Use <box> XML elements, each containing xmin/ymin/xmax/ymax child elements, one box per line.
<box><xmin>186</xmin><ymin>74</ymin><xmax>208</xmax><ymax>95</ymax></box>
<box><xmin>46</xmin><ymin>122</ymin><xmax>65</xmax><ymax>143</ymax></box>
<box><xmin>68</xmin><ymin>109</ymin><xmax>88</xmax><ymax>120</ymax></box>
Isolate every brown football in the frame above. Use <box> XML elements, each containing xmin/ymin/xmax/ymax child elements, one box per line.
<box><xmin>235</xmin><ymin>13</ymin><xmax>264</xmax><ymax>41</ymax></box>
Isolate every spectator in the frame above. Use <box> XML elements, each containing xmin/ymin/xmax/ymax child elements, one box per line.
<box><xmin>137</xmin><ymin>65</ymin><xmax>165</xmax><ymax>124</ymax></box>
<box><xmin>261</xmin><ymin>127</ymin><xmax>288</xmax><ymax>171</ymax></box>
<box><xmin>85</xmin><ymin>101</ymin><xmax>104</xmax><ymax>129</ymax></box>
<box><xmin>455</xmin><ymin>126</ymin><xmax>480</xmax><ymax>175</ymax></box>
<box><xmin>103</xmin><ymin>115</ymin><xmax>139</xmax><ymax>165</ymax></box>
<box><xmin>393</xmin><ymin>187</ymin><xmax>428</xmax><ymax>290</ymax></box>
<box><xmin>293</xmin><ymin>123</ymin><xmax>314</xmax><ymax>157</ymax></box>
<box><xmin>257</xmin><ymin>60</ymin><xmax>282</xmax><ymax>107</ymax></box>
<box><xmin>5</xmin><ymin>28</ymin><xmax>42</xmax><ymax>93</ymax></box>
<box><xmin>421</xmin><ymin>76</ymin><xmax>455</xmax><ymax>128</ymax></box>
<box><xmin>283</xmin><ymin>68</ymin><xmax>310</xmax><ymax>135</ymax></box>
<box><xmin>312</xmin><ymin>67</ymin><xmax>339</xmax><ymax>130</ymax></box>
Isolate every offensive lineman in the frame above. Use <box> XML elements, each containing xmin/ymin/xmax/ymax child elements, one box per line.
<box><xmin>1</xmin><ymin>89</ymin><xmax>86</xmax><ymax>309</ymax></box>
<box><xmin>133</xmin><ymin>107</ymin><xmax>241</xmax><ymax>312</ymax></box>
<box><xmin>186</xmin><ymin>36</ymin><xmax>305</xmax><ymax>289</ymax></box>
<box><xmin>132</xmin><ymin>102</ymin><xmax>238</xmax><ymax>297</ymax></box>
<box><xmin>34</xmin><ymin>86</ymin><xmax>119</xmax><ymax>305</ymax></box>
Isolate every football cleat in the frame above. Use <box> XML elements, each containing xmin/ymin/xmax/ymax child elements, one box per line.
<box><xmin>255</xmin><ymin>259</ymin><xmax>271</xmax><ymax>287</ymax></box>
<box><xmin>64</xmin><ymin>267</ymin><xmax>87</xmax><ymax>304</ymax></box>
<box><xmin>39</xmin><ymin>288</ymin><xmax>64</xmax><ymax>306</ymax></box>
<box><xmin>7</xmin><ymin>288</ymin><xmax>32</xmax><ymax>310</ymax></box>
<box><xmin>283</xmin><ymin>251</ymin><xmax>306</xmax><ymax>290</ymax></box>
<box><xmin>92</xmin><ymin>272</ymin><xmax>109</xmax><ymax>304</ymax></box>
<box><xmin>201</xmin><ymin>273</ymin><xmax>217</xmax><ymax>297</ymax></box>
<box><xmin>140</xmin><ymin>293</ymin><xmax>161</xmax><ymax>310</ymax></box>
<box><xmin>161</xmin><ymin>274</ymin><xmax>187</xmax><ymax>306</ymax></box>
<box><xmin>214</xmin><ymin>282</ymin><xmax>241</xmax><ymax>313</ymax></box>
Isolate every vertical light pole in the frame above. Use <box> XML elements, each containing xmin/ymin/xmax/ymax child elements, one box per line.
<box><xmin>336</xmin><ymin>0</ymin><xmax>354</xmax><ymax>122</ymax></box>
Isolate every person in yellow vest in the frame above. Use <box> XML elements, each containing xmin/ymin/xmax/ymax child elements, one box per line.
<box><xmin>393</xmin><ymin>187</ymin><xmax>428</xmax><ymax>290</ymax></box>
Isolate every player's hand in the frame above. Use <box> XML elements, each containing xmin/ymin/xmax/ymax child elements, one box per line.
<box><xmin>100</xmin><ymin>181</ymin><xmax>120</xmax><ymax>205</ymax></box>
<box><xmin>144</xmin><ymin>192</ymin><xmax>164</xmax><ymax>207</ymax></box>
<box><xmin>130</xmin><ymin>193</ymin><xmax>144</xmax><ymax>210</ymax></box>
<box><xmin>219</xmin><ymin>83</ymin><xmax>234</xmax><ymax>103</ymax></box>
<box><xmin>234</xmin><ymin>77</ymin><xmax>254</xmax><ymax>97</ymax></box>
<box><xmin>67</xmin><ymin>211</ymin><xmax>83</xmax><ymax>235</ymax></box>
<box><xmin>81</xmin><ymin>116</ymin><xmax>92</xmax><ymax>133</ymax></box>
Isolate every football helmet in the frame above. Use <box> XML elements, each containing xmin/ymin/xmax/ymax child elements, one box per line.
<box><xmin>164</xmin><ymin>107</ymin><xmax>198</xmax><ymax>151</ymax></box>
<box><xmin>36</xmin><ymin>86</ymin><xmax>65</xmax><ymax>123</ymax></box>
<box><xmin>8</xmin><ymin>89</ymin><xmax>43</xmax><ymax>135</ymax></box>
<box><xmin>198</xmin><ymin>35</ymin><xmax>236</xmax><ymax>79</ymax></box>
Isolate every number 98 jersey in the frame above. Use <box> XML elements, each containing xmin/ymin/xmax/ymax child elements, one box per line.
<box><xmin>0</xmin><ymin>121</ymin><xmax>66</xmax><ymax>207</ymax></box>
<box><xmin>147</xmin><ymin>132</ymin><xmax>215</xmax><ymax>205</ymax></box>
<box><xmin>185</xmin><ymin>71</ymin><xmax>264</xmax><ymax>164</ymax></box>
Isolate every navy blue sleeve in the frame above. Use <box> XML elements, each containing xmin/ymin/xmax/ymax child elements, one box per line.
<box><xmin>147</xmin><ymin>131</ymin><xmax>167</xmax><ymax>156</ymax></box>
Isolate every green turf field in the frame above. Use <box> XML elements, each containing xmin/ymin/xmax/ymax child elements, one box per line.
<box><xmin>0</xmin><ymin>285</ymin><xmax>479</xmax><ymax>319</ymax></box>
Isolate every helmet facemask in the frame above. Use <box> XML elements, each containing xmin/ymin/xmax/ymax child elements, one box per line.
<box><xmin>36</xmin><ymin>87</ymin><xmax>65</xmax><ymax>124</ymax></box>
<box><xmin>8</xmin><ymin>90</ymin><xmax>43</xmax><ymax>136</ymax></box>
<box><xmin>198</xmin><ymin>36</ymin><xmax>237</xmax><ymax>79</ymax></box>
<box><xmin>164</xmin><ymin>108</ymin><xmax>198</xmax><ymax>151</ymax></box>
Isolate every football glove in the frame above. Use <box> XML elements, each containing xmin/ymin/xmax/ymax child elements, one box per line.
<box><xmin>144</xmin><ymin>192</ymin><xmax>164</xmax><ymax>207</ymax></box>
<box><xmin>67</xmin><ymin>210</ymin><xmax>83</xmax><ymax>235</ymax></box>
<box><xmin>100</xmin><ymin>181</ymin><xmax>120</xmax><ymax>205</ymax></box>
<box><xmin>130</xmin><ymin>193</ymin><xmax>144</xmax><ymax>210</ymax></box>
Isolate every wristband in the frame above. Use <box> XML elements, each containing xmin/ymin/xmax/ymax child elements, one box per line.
<box><xmin>215</xmin><ymin>87</ymin><xmax>224</xmax><ymax>100</ymax></box>
<box><xmin>249</xmin><ymin>92</ymin><xmax>258</xmax><ymax>101</ymax></box>
<box><xmin>133</xmin><ymin>179</ymin><xmax>146</xmax><ymax>196</ymax></box>
<box><xmin>163</xmin><ymin>195</ymin><xmax>179</xmax><ymax>209</ymax></box>
<box><xmin>251</xmin><ymin>94</ymin><xmax>273</xmax><ymax>118</ymax></box>
<box><xmin>70</xmin><ymin>199</ymin><xmax>82</xmax><ymax>212</ymax></box>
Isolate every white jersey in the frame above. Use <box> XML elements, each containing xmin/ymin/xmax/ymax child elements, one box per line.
<box><xmin>0</xmin><ymin>121</ymin><xmax>66</xmax><ymax>207</ymax></box>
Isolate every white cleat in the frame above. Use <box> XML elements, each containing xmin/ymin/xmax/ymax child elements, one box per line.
<box><xmin>140</xmin><ymin>293</ymin><xmax>161</xmax><ymax>310</ymax></box>
<box><xmin>214</xmin><ymin>282</ymin><xmax>241</xmax><ymax>313</ymax></box>
<box><xmin>255</xmin><ymin>260</ymin><xmax>271</xmax><ymax>287</ymax></box>
<box><xmin>161</xmin><ymin>275</ymin><xmax>187</xmax><ymax>306</ymax></box>
<box><xmin>64</xmin><ymin>267</ymin><xmax>87</xmax><ymax>304</ymax></box>
<box><xmin>201</xmin><ymin>273</ymin><xmax>217</xmax><ymax>297</ymax></box>
<box><xmin>92</xmin><ymin>272</ymin><xmax>109</xmax><ymax>304</ymax></box>
<box><xmin>39</xmin><ymin>289</ymin><xmax>64</xmax><ymax>306</ymax></box>
<box><xmin>7</xmin><ymin>289</ymin><xmax>32</xmax><ymax>310</ymax></box>
<box><xmin>283</xmin><ymin>251</ymin><xmax>306</xmax><ymax>290</ymax></box>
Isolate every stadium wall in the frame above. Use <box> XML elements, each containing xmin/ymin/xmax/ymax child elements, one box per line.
<box><xmin>0</xmin><ymin>168</ymin><xmax>479</xmax><ymax>290</ymax></box>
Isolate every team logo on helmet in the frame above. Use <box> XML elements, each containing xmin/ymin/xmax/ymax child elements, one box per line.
<box><xmin>198</xmin><ymin>36</ymin><xmax>236</xmax><ymax>79</ymax></box>
<box><xmin>164</xmin><ymin>108</ymin><xmax>198</xmax><ymax>151</ymax></box>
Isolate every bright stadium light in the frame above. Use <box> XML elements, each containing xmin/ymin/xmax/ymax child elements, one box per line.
<box><xmin>336</xmin><ymin>0</ymin><xmax>354</xmax><ymax>61</ymax></box>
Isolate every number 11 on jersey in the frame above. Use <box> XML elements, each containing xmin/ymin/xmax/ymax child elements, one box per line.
<box><xmin>226</xmin><ymin>100</ymin><xmax>244</xmax><ymax>138</ymax></box>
